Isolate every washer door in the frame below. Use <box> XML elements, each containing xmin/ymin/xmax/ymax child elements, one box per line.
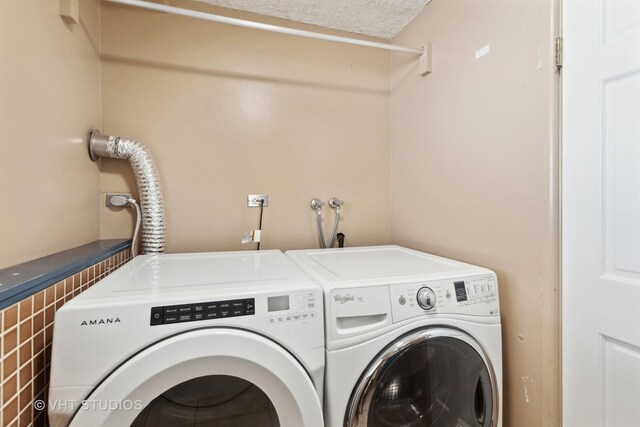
<box><xmin>346</xmin><ymin>327</ymin><xmax>498</xmax><ymax>427</ymax></box>
<box><xmin>69</xmin><ymin>328</ymin><xmax>323</xmax><ymax>427</ymax></box>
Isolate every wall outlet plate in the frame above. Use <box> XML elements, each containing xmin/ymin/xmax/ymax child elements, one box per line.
<box><xmin>247</xmin><ymin>194</ymin><xmax>268</xmax><ymax>207</ymax></box>
<box><xmin>106</xmin><ymin>193</ymin><xmax>133</xmax><ymax>207</ymax></box>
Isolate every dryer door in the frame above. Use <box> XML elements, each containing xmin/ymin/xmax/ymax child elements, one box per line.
<box><xmin>346</xmin><ymin>327</ymin><xmax>498</xmax><ymax>427</ymax></box>
<box><xmin>66</xmin><ymin>328</ymin><xmax>323</xmax><ymax>427</ymax></box>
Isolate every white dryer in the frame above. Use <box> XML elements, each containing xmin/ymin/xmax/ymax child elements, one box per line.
<box><xmin>49</xmin><ymin>250</ymin><xmax>324</xmax><ymax>427</ymax></box>
<box><xmin>287</xmin><ymin>245</ymin><xmax>502</xmax><ymax>427</ymax></box>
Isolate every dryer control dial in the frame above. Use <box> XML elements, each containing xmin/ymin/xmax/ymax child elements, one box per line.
<box><xmin>416</xmin><ymin>287</ymin><xmax>436</xmax><ymax>310</ymax></box>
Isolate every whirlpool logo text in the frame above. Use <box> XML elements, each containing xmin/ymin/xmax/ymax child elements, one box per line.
<box><xmin>333</xmin><ymin>294</ymin><xmax>355</xmax><ymax>304</ymax></box>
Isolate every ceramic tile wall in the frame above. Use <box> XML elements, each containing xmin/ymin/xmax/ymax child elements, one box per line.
<box><xmin>0</xmin><ymin>249</ymin><xmax>131</xmax><ymax>427</ymax></box>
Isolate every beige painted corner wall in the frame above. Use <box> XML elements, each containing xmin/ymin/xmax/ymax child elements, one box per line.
<box><xmin>0</xmin><ymin>1</ymin><xmax>102</xmax><ymax>269</ymax></box>
<box><xmin>390</xmin><ymin>1</ymin><xmax>560</xmax><ymax>426</ymax></box>
<box><xmin>99</xmin><ymin>0</ymin><xmax>391</xmax><ymax>252</ymax></box>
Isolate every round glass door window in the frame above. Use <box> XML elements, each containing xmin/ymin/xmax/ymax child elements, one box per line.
<box><xmin>354</xmin><ymin>333</ymin><xmax>494</xmax><ymax>427</ymax></box>
<box><xmin>131</xmin><ymin>375</ymin><xmax>279</xmax><ymax>427</ymax></box>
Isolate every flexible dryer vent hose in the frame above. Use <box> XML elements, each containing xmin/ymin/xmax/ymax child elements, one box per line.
<box><xmin>89</xmin><ymin>130</ymin><xmax>166</xmax><ymax>254</ymax></box>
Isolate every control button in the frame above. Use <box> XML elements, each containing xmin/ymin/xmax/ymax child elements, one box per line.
<box><xmin>194</xmin><ymin>313</ymin><xmax>204</xmax><ymax>320</ymax></box>
<box><xmin>482</xmin><ymin>285</ymin><xmax>488</xmax><ymax>292</ymax></box>
<box><xmin>219</xmin><ymin>301</ymin><xmax>232</xmax><ymax>309</ymax></box>
<box><xmin>220</xmin><ymin>310</ymin><xmax>232</xmax><ymax>317</ymax></box>
<box><xmin>164</xmin><ymin>315</ymin><xmax>179</xmax><ymax>323</ymax></box>
<box><xmin>310</xmin><ymin>312</ymin><xmax>316</xmax><ymax>318</ymax></box>
<box><xmin>232</xmin><ymin>308</ymin><xmax>244</xmax><ymax>316</ymax></box>
<box><xmin>245</xmin><ymin>299</ymin><xmax>255</xmax><ymax>315</ymax></box>
<box><xmin>445</xmin><ymin>290</ymin><xmax>451</xmax><ymax>299</ymax></box>
<box><xmin>178</xmin><ymin>305</ymin><xmax>193</xmax><ymax>313</ymax></box>
<box><xmin>205</xmin><ymin>311</ymin><xmax>220</xmax><ymax>319</ymax></box>
<box><xmin>277</xmin><ymin>317</ymin><xmax>284</xmax><ymax>323</ymax></box>
<box><xmin>205</xmin><ymin>303</ymin><xmax>218</xmax><ymax>311</ymax></box>
<box><xmin>268</xmin><ymin>318</ymin><xmax>276</xmax><ymax>324</ymax></box>
<box><xmin>416</xmin><ymin>287</ymin><xmax>436</xmax><ymax>310</ymax></box>
<box><xmin>399</xmin><ymin>295</ymin><xmax>406</xmax><ymax>305</ymax></box>
<box><xmin>194</xmin><ymin>305</ymin><xmax>204</xmax><ymax>312</ymax></box>
<box><xmin>179</xmin><ymin>314</ymin><xmax>192</xmax><ymax>322</ymax></box>
<box><xmin>232</xmin><ymin>301</ymin><xmax>244</xmax><ymax>309</ymax></box>
<box><xmin>165</xmin><ymin>307</ymin><xmax>179</xmax><ymax>315</ymax></box>
<box><xmin>302</xmin><ymin>313</ymin><xmax>309</xmax><ymax>319</ymax></box>
<box><xmin>150</xmin><ymin>307</ymin><xmax>164</xmax><ymax>325</ymax></box>
<box><xmin>286</xmin><ymin>316</ymin><xmax>292</xmax><ymax>321</ymax></box>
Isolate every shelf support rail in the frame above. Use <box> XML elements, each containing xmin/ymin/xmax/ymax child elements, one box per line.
<box><xmin>100</xmin><ymin>0</ymin><xmax>432</xmax><ymax>76</ymax></box>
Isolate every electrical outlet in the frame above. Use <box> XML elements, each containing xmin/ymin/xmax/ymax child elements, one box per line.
<box><xmin>247</xmin><ymin>194</ymin><xmax>268</xmax><ymax>208</ymax></box>
<box><xmin>106</xmin><ymin>193</ymin><xmax>133</xmax><ymax>207</ymax></box>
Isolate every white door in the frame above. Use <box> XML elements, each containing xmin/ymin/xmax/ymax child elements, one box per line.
<box><xmin>563</xmin><ymin>0</ymin><xmax>640</xmax><ymax>425</ymax></box>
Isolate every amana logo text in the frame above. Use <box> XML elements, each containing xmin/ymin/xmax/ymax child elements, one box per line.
<box><xmin>80</xmin><ymin>318</ymin><xmax>121</xmax><ymax>326</ymax></box>
<box><xmin>333</xmin><ymin>294</ymin><xmax>355</xmax><ymax>304</ymax></box>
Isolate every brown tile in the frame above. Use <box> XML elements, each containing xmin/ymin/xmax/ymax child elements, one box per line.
<box><xmin>72</xmin><ymin>273</ymin><xmax>81</xmax><ymax>290</ymax></box>
<box><xmin>33</xmin><ymin>411</ymin><xmax>45</xmax><ymax>427</ymax></box>
<box><xmin>44</xmin><ymin>325</ymin><xmax>53</xmax><ymax>347</ymax></box>
<box><xmin>34</xmin><ymin>291</ymin><xmax>45</xmax><ymax>312</ymax></box>
<box><xmin>33</xmin><ymin>311</ymin><xmax>44</xmax><ymax>335</ymax></box>
<box><xmin>4</xmin><ymin>327</ymin><xmax>17</xmax><ymax>353</ymax></box>
<box><xmin>4</xmin><ymin>304</ymin><xmax>19</xmax><ymax>330</ymax></box>
<box><xmin>55</xmin><ymin>281</ymin><xmax>65</xmax><ymax>301</ymax></box>
<box><xmin>73</xmin><ymin>289</ymin><xmax>80</xmax><ymax>297</ymax></box>
<box><xmin>44</xmin><ymin>306</ymin><xmax>55</xmax><ymax>326</ymax></box>
<box><xmin>32</xmin><ymin>370</ymin><xmax>46</xmax><ymax>395</ymax></box>
<box><xmin>20</xmin><ymin>382</ymin><xmax>33</xmax><ymax>412</ymax></box>
<box><xmin>19</xmin><ymin>361</ymin><xmax>32</xmax><ymax>389</ymax></box>
<box><xmin>19</xmin><ymin>341</ymin><xmax>32</xmax><ymax>366</ymax></box>
<box><xmin>19</xmin><ymin>406</ymin><xmax>32</xmax><ymax>427</ymax></box>
<box><xmin>55</xmin><ymin>299</ymin><xmax>64</xmax><ymax>310</ymax></box>
<box><xmin>81</xmin><ymin>269</ymin><xmax>88</xmax><ymax>286</ymax></box>
<box><xmin>19</xmin><ymin>298</ymin><xmax>32</xmax><ymax>321</ymax></box>
<box><xmin>88</xmin><ymin>265</ymin><xmax>95</xmax><ymax>281</ymax></box>
<box><xmin>3</xmin><ymin>373</ymin><xmax>17</xmax><ymax>405</ymax></box>
<box><xmin>97</xmin><ymin>260</ymin><xmax>104</xmax><ymax>276</ymax></box>
<box><xmin>4</xmin><ymin>349</ymin><xmax>18</xmax><ymax>378</ymax></box>
<box><xmin>45</xmin><ymin>286</ymin><xmax>55</xmax><ymax>307</ymax></box>
<box><xmin>33</xmin><ymin>331</ymin><xmax>45</xmax><ymax>357</ymax></box>
<box><xmin>19</xmin><ymin>318</ymin><xmax>32</xmax><ymax>344</ymax></box>
<box><xmin>4</xmin><ymin>397</ymin><xmax>19</xmax><ymax>426</ymax></box>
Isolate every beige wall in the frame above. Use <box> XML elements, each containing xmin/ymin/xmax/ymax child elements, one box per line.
<box><xmin>0</xmin><ymin>1</ymin><xmax>102</xmax><ymax>269</ymax></box>
<box><xmin>390</xmin><ymin>1</ymin><xmax>560</xmax><ymax>426</ymax></box>
<box><xmin>99</xmin><ymin>0</ymin><xmax>391</xmax><ymax>253</ymax></box>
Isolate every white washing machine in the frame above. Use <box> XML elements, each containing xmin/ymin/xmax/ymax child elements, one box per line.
<box><xmin>49</xmin><ymin>250</ymin><xmax>324</xmax><ymax>427</ymax></box>
<box><xmin>287</xmin><ymin>245</ymin><xmax>502</xmax><ymax>427</ymax></box>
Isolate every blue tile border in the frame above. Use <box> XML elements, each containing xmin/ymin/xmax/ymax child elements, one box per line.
<box><xmin>0</xmin><ymin>239</ymin><xmax>131</xmax><ymax>310</ymax></box>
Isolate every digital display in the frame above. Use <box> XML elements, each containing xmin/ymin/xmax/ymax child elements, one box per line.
<box><xmin>268</xmin><ymin>295</ymin><xmax>290</xmax><ymax>312</ymax></box>
<box><xmin>454</xmin><ymin>281</ymin><xmax>467</xmax><ymax>302</ymax></box>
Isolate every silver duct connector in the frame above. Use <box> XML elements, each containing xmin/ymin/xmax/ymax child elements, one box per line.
<box><xmin>89</xmin><ymin>130</ymin><xmax>166</xmax><ymax>254</ymax></box>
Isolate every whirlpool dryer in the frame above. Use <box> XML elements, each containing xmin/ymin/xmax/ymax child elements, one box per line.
<box><xmin>49</xmin><ymin>250</ymin><xmax>324</xmax><ymax>427</ymax></box>
<box><xmin>287</xmin><ymin>245</ymin><xmax>502</xmax><ymax>427</ymax></box>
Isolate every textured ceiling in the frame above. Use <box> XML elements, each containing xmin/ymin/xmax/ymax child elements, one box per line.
<box><xmin>193</xmin><ymin>0</ymin><xmax>431</xmax><ymax>39</ymax></box>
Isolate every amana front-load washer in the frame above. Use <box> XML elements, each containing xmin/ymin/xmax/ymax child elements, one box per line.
<box><xmin>287</xmin><ymin>245</ymin><xmax>502</xmax><ymax>427</ymax></box>
<box><xmin>49</xmin><ymin>250</ymin><xmax>324</xmax><ymax>427</ymax></box>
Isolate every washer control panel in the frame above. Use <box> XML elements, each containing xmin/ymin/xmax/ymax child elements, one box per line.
<box><xmin>267</xmin><ymin>291</ymin><xmax>318</xmax><ymax>325</ymax></box>
<box><xmin>150</xmin><ymin>298</ymin><xmax>255</xmax><ymax>326</ymax></box>
<box><xmin>389</xmin><ymin>274</ymin><xmax>499</xmax><ymax>323</ymax></box>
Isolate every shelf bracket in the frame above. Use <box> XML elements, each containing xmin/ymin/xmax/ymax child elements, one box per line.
<box><xmin>419</xmin><ymin>43</ymin><xmax>433</xmax><ymax>77</ymax></box>
<box><xmin>60</xmin><ymin>0</ymin><xmax>79</xmax><ymax>24</ymax></box>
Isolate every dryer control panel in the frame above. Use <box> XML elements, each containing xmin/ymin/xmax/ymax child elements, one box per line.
<box><xmin>266</xmin><ymin>291</ymin><xmax>318</xmax><ymax>325</ymax></box>
<box><xmin>150</xmin><ymin>298</ymin><xmax>255</xmax><ymax>325</ymax></box>
<box><xmin>389</xmin><ymin>274</ymin><xmax>499</xmax><ymax>323</ymax></box>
